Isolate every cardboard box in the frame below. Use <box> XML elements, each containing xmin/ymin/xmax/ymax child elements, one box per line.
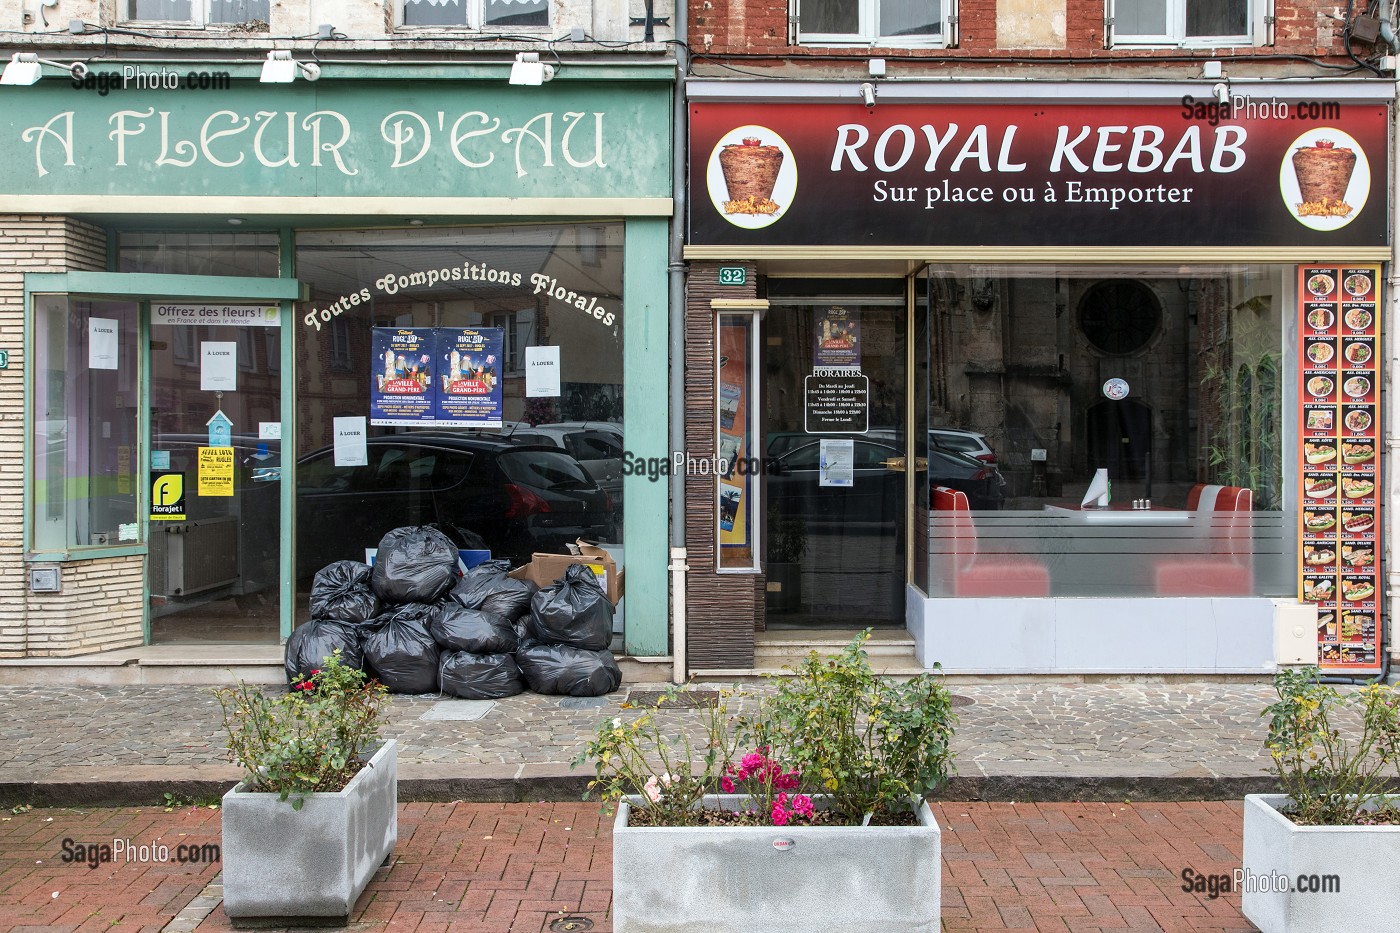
<box><xmin>508</xmin><ymin>540</ymin><xmax>623</xmax><ymax>604</ymax></box>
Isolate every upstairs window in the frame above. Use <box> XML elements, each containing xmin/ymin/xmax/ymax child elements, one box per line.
<box><xmin>1109</xmin><ymin>0</ymin><xmax>1267</xmax><ymax>47</ymax></box>
<box><xmin>401</xmin><ymin>0</ymin><xmax>548</xmax><ymax>28</ymax></box>
<box><xmin>127</xmin><ymin>0</ymin><xmax>269</xmax><ymax>25</ymax></box>
<box><xmin>797</xmin><ymin>0</ymin><xmax>953</xmax><ymax>47</ymax></box>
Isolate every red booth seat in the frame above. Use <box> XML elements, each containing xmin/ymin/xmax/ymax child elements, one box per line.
<box><xmin>933</xmin><ymin>486</ymin><xmax>1050</xmax><ymax>596</ymax></box>
<box><xmin>1155</xmin><ymin>484</ymin><xmax>1254</xmax><ymax>595</ymax></box>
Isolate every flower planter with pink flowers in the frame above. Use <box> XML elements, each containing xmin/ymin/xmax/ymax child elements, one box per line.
<box><xmin>611</xmin><ymin>793</ymin><xmax>941</xmax><ymax>933</ymax></box>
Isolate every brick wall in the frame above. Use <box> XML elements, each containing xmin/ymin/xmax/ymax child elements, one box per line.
<box><xmin>684</xmin><ymin>262</ymin><xmax>761</xmax><ymax>669</ymax></box>
<box><xmin>696</xmin><ymin>0</ymin><xmax>1359</xmax><ymax>61</ymax></box>
<box><xmin>0</xmin><ymin>216</ymin><xmax>146</xmax><ymax>659</ymax></box>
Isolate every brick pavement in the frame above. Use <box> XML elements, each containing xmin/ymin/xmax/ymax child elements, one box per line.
<box><xmin>0</xmin><ymin>801</ymin><xmax>1259</xmax><ymax>933</ymax></box>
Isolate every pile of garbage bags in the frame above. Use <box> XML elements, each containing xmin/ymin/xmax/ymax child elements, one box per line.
<box><xmin>285</xmin><ymin>525</ymin><xmax>621</xmax><ymax>699</ymax></box>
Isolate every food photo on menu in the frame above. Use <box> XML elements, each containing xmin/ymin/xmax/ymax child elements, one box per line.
<box><xmin>1341</xmin><ymin>508</ymin><xmax>1375</xmax><ymax>534</ymax></box>
<box><xmin>1343</xmin><ymin>407</ymin><xmax>1372</xmax><ymax>432</ymax></box>
<box><xmin>1341</xmin><ymin>440</ymin><xmax>1375</xmax><ymax>464</ymax></box>
<box><xmin>1304</xmin><ymin>472</ymin><xmax>1339</xmax><ymax>499</ymax></box>
<box><xmin>1341</xmin><ymin>576</ymin><xmax>1376</xmax><ymax>603</ymax></box>
<box><xmin>1306</xmin><ymin>306</ymin><xmax>1335</xmax><ymax>330</ymax></box>
<box><xmin>1342</xmin><ymin>305</ymin><xmax>1374</xmax><ymax>330</ymax></box>
<box><xmin>1342</xmin><ymin>271</ymin><xmax>1374</xmax><ymax>298</ymax></box>
<box><xmin>1304</xmin><ymin>441</ymin><xmax>1338</xmax><ymax>464</ymax></box>
<box><xmin>1340</xmin><ymin>474</ymin><xmax>1376</xmax><ymax>500</ymax></box>
<box><xmin>1306</xmin><ymin>407</ymin><xmax>1336</xmax><ymax>431</ymax></box>
<box><xmin>1305</xmin><ymin>374</ymin><xmax>1335</xmax><ymax>399</ymax></box>
<box><xmin>1341</xmin><ymin>543</ymin><xmax>1375</xmax><ymax>567</ymax></box>
<box><xmin>1343</xmin><ymin>339</ymin><xmax>1374</xmax><ymax>365</ymax></box>
<box><xmin>1303</xmin><ymin>575</ymin><xmax>1337</xmax><ymax>602</ymax></box>
<box><xmin>1304</xmin><ymin>509</ymin><xmax>1337</xmax><ymax>532</ymax></box>
<box><xmin>1303</xmin><ymin>543</ymin><xmax>1337</xmax><ymax>566</ymax></box>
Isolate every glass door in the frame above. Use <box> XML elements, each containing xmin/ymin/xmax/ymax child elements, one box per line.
<box><xmin>148</xmin><ymin>307</ymin><xmax>282</xmax><ymax>643</ymax></box>
<box><xmin>763</xmin><ymin>294</ymin><xmax>907</xmax><ymax>626</ymax></box>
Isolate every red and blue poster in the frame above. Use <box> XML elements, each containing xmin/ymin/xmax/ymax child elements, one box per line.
<box><xmin>371</xmin><ymin>328</ymin><xmax>435</xmax><ymax>426</ymax></box>
<box><xmin>436</xmin><ymin>328</ymin><xmax>504</xmax><ymax>428</ymax></box>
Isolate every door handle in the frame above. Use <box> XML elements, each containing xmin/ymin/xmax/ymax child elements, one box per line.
<box><xmin>882</xmin><ymin>457</ymin><xmax>906</xmax><ymax>472</ymax></box>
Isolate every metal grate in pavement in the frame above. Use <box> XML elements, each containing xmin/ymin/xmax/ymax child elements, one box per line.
<box><xmin>626</xmin><ymin>690</ymin><xmax>722</xmax><ymax>708</ymax></box>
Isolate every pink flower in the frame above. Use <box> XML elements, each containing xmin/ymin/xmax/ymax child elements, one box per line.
<box><xmin>720</xmin><ymin>775</ymin><xmax>735</xmax><ymax>793</ymax></box>
<box><xmin>771</xmin><ymin>802</ymin><xmax>789</xmax><ymax>826</ymax></box>
<box><xmin>741</xmin><ymin>751</ymin><xmax>766</xmax><ymax>773</ymax></box>
<box><xmin>793</xmin><ymin>795</ymin><xmax>814</xmax><ymax>818</ymax></box>
<box><xmin>642</xmin><ymin>776</ymin><xmax>661</xmax><ymax>803</ymax></box>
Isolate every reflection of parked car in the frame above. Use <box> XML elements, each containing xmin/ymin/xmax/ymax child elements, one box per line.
<box><xmin>295</xmin><ymin>433</ymin><xmax>614</xmax><ymax>577</ymax></box>
<box><xmin>769</xmin><ymin>439</ymin><xmax>1005</xmax><ymax>519</ymax></box>
<box><xmin>930</xmin><ymin>427</ymin><xmax>998</xmax><ymax>465</ymax></box>
<box><xmin>499</xmin><ymin>421</ymin><xmax>623</xmax><ymax>504</ymax></box>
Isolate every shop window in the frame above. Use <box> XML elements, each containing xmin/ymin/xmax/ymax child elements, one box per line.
<box><xmin>1108</xmin><ymin>0</ymin><xmax>1266</xmax><ymax>47</ymax></box>
<box><xmin>400</xmin><ymin>0</ymin><xmax>548</xmax><ymax>28</ymax></box>
<box><xmin>796</xmin><ymin>0</ymin><xmax>953</xmax><ymax>46</ymax></box>
<box><xmin>31</xmin><ymin>296</ymin><xmax>141</xmax><ymax>552</ymax></box>
<box><xmin>118</xmin><ymin>232</ymin><xmax>279</xmax><ymax>278</ymax></box>
<box><xmin>293</xmin><ymin>223</ymin><xmax>623</xmax><ymax>593</ymax></box>
<box><xmin>922</xmin><ymin>264</ymin><xmax>1293</xmax><ymax>600</ymax></box>
<box><xmin>127</xmin><ymin>0</ymin><xmax>270</xmax><ymax>25</ymax></box>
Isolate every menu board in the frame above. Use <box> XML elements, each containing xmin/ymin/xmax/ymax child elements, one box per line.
<box><xmin>1298</xmin><ymin>265</ymin><xmax>1382</xmax><ymax>673</ymax></box>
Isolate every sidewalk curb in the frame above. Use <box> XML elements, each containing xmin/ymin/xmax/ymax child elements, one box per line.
<box><xmin>0</xmin><ymin>772</ymin><xmax>1289</xmax><ymax>808</ymax></box>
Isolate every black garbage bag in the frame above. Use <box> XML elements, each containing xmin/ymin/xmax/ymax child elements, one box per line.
<box><xmin>361</xmin><ymin>603</ymin><xmax>441</xmax><ymax>694</ymax></box>
<box><xmin>429</xmin><ymin>603</ymin><xmax>517</xmax><ymax>654</ymax></box>
<box><xmin>371</xmin><ymin>526</ymin><xmax>459</xmax><ymax>605</ymax></box>
<box><xmin>516</xmin><ymin>642</ymin><xmax>622</xmax><ymax>697</ymax></box>
<box><xmin>284</xmin><ymin>619</ymin><xmax>364</xmax><ymax>684</ymax></box>
<box><xmin>309</xmin><ymin>560</ymin><xmax>381</xmax><ymax>624</ymax></box>
<box><xmin>449</xmin><ymin>560</ymin><xmax>538</xmax><ymax>621</ymax></box>
<box><xmin>525</xmin><ymin>564</ymin><xmax>614</xmax><ymax>651</ymax></box>
<box><xmin>439</xmin><ymin>651</ymin><xmax>526</xmax><ymax>700</ymax></box>
<box><xmin>430</xmin><ymin>522</ymin><xmax>489</xmax><ymax>552</ymax></box>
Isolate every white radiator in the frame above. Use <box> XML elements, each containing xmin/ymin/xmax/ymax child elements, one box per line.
<box><xmin>149</xmin><ymin>516</ymin><xmax>241</xmax><ymax>596</ymax></box>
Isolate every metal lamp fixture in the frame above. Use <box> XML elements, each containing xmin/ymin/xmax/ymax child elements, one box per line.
<box><xmin>260</xmin><ymin>50</ymin><xmax>321</xmax><ymax>83</ymax></box>
<box><xmin>1</xmin><ymin>52</ymin><xmax>88</xmax><ymax>85</ymax></box>
<box><xmin>508</xmin><ymin>52</ymin><xmax>555</xmax><ymax>86</ymax></box>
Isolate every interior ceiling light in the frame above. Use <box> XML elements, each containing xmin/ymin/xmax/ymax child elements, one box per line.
<box><xmin>2</xmin><ymin>52</ymin><xmax>88</xmax><ymax>86</ymax></box>
<box><xmin>260</xmin><ymin>50</ymin><xmax>321</xmax><ymax>84</ymax></box>
<box><xmin>508</xmin><ymin>52</ymin><xmax>555</xmax><ymax>86</ymax></box>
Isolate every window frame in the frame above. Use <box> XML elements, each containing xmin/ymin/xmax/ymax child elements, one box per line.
<box><xmin>395</xmin><ymin>0</ymin><xmax>551</xmax><ymax>31</ymax></box>
<box><xmin>794</xmin><ymin>0</ymin><xmax>955</xmax><ymax>48</ymax></box>
<box><xmin>1107</xmin><ymin>0</ymin><xmax>1269</xmax><ymax>49</ymax></box>
<box><xmin>124</xmin><ymin>0</ymin><xmax>274</xmax><ymax>27</ymax></box>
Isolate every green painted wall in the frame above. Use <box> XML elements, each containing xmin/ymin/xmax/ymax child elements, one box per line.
<box><xmin>622</xmin><ymin>217</ymin><xmax>670</xmax><ymax>656</ymax></box>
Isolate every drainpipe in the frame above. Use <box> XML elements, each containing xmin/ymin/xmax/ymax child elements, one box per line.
<box><xmin>1364</xmin><ymin>69</ymin><xmax>1400</xmax><ymax>686</ymax></box>
<box><xmin>668</xmin><ymin>0</ymin><xmax>689</xmax><ymax>679</ymax></box>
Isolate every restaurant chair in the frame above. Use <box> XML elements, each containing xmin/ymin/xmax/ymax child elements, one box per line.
<box><xmin>1154</xmin><ymin>484</ymin><xmax>1254</xmax><ymax>595</ymax></box>
<box><xmin>932</xmin><ymin>486</ymin><xmax>1050</xmax><ymax>596</ymax></box>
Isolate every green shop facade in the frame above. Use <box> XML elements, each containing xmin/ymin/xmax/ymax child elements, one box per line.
<box><xmin>0</xmin><ymin>63</ymin><xmax>672</xmax><ymax>662</ymax></box>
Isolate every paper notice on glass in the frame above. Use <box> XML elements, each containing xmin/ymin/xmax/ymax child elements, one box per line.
<box><xmin>201</xmin><ymin>342</ymin><xmax>237</xmax><ymax>391</ymax></box>
<box><xmin>259</xmin><ymin>422</ymin><xmax>282</xmax><ymax>440</ymax></box>
<box><xmin>88</xmin><ymin>318</ymin><xmax>119</xmax><ymax>370</ymax></box>
<box><xmin>819</xmin><ymin>438</ymin><xmax>854</xmax><ymax>488</ymax></box>
<box><xmin>525</xmin><ymin>345</ymin><xmax>561</xmax><ymax>397</ymax></box>
<box><xmin>333</xmin><ymin>416</ymin><xmax>368</xmax><ymax>467</ymax></box>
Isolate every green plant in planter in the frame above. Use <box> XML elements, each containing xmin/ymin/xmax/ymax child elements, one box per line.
<box><xmin>576</xmin><ymin>632</ymin><xmax>957</xmax><ymax>828</ymax></box>
<box><xmin>215</xmin><ymin>651</ymin><xmax>389</xmax><ymax>810</ymax></box>
<box><xmin>1263</xmin><ymin>666</ymin><xmax>1400</xmax><ymax>825</ymax></box>
<box><xmin>739</xmin><ymin>630</ymin><xmax>957</xmax><ymax>824</ymax></box>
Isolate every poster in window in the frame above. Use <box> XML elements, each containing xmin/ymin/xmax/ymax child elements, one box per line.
<box><xmin>370</xmin><ymin>328</ymin><xmax>435</xmax><ymax>426</ymax></box>
<box><xmin>1297</xmin><ymin>264</ymin><xmax>1381</xmax><ymax>674</ymax></box>
<box><xmin>436</xmin><ymin>327</ymin><xmax>504</xmax><ymax>428</ymax></box>
<box><xmin>718</xmin><ymin>318</ymin><xmax>752</xmax><ymax>562</ymax></box>
<box><xmin>814</xmin><ymin>306</ymin><xmax>861</xmax><ymax>370</ymax></box>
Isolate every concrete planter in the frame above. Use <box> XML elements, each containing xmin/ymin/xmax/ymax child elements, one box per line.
<box><xmin>612</xmin><ymin>794</ymin><xmax>940</xmax><ymax>933</ymax></box>
<box><xmin>1242</xmin><ymin>793</ymin><xmax>1400</xmax><ymax>933</ymax></box>
<box><xmin>221</xmin><ymin>739</ymin><xmax>398</xmax><ymax>920</ymax></box>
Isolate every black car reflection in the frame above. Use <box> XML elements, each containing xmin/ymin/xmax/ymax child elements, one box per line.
<box><xmin>296</xmin><ymin>433</ymin><xmax>614</xmax><ymax>576</ymax></box>
<box><xmin>767</xmin><ymin>439</ymin><xmax>1005</xmax><ymax>524</ymax></box>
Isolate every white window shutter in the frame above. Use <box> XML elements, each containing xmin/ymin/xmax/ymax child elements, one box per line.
<box><xmin>1104</xmin><ymin>0</ymin><xmax>1115</xmax><ymax>48</ymax></box>
<box><xmin>1255</xmin><ymin>0</ymin><xmax>1273</xmax><ymax>47</ymax></box>
<box><xmin>789</xmin><ymin>0</ymin><xmax>800</xmax><ymax>45</ymax></box>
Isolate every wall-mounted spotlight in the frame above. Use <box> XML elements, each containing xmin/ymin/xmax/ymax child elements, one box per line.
<box><xmin>859</xmin><ymin>82</ymin><xmax>876</xmax><ymax>108</ymax></box>
<box><xmin>509</xmin><ymin>52</ymin><xmax>555</xmax><ymax>86</ymax></box>
<box><xmin>1211</xmin><ymin>81</ymin><xmax>1230</xmax><ymax>105</ymax></box>
<box><xmin>1</xmin><ymin>52</ymin><xmax>87</xmax><ymax>85</ymax></box>
<box><xmin>259</xmin><ymin>50</ymin><xmax>321</xmax><ymax>84</ymax></box>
